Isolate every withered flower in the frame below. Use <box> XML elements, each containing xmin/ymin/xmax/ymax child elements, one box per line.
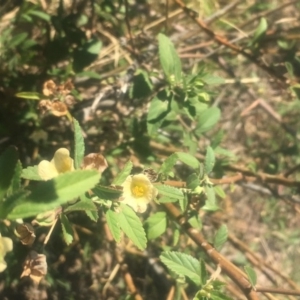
<box><xmin>21</xmin><ymin>251</ymin><xmax>47</xmax><ymax>284</ymax></box>
<box><xmin>51</xmin><ymin>100</ymin><xmax>68</xmax><ymax>117</ymax></box>
<box><xmin>42</xmin><ymin>80</ymin><xmax>56</xmax><ymax>96</ymax></box>
<box><xmin>15</xmin><ymin>223</ymin><xmax>36</xmax><ymax>246</ymax></box>
<box><xmin>81</xmin><ymin>153</ymin><xmax>108</xmax><ymax>174</ymax></box>
<box><xmin>63</xmin><ymin>79</ymin><xmax>74</xmax><ymax>94</ymax></box>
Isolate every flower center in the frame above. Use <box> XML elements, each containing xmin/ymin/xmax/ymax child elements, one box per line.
<box><xmin>131</xmin><ymin>184</ymin><xmax>145</xmax><ymax>197</ymax></box>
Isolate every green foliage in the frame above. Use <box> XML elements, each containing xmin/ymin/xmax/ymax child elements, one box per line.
<box><xmin>15</xmin><ymin>92</ymin><xmax>42</xmax><ymax>100</ymax></box>
<box><xmin>160</xmin><ymin>251</ymin><xmax>202</xmax><ymax>286</ymax></box>
<box><xmin>64</xmin><ymin>194</ymin><xmax>97</xmax><ymax>213</ymax></box>
<box><xmin>195</xmin><ymin>107</ymin><xmax>221</xmax><ymax>135</ymax></box>
<box><xmin>156</xmin><ymin>184</ymin><xmax>184</xmax><ymax>202</ymax></box>
<box><xmin>21</xmin><ymin>166</ymin><xmax>42</xmax><ymax>181</ymax></box>
<box><xmin>160</xmin><ymin>152</ymin><xmax>199</xmax><ymax>175</ymax></box>
<box><xmin>118</xmin><ymin>204</ymin><xmax>147</xmax><ymax>250</ymax></box>
<box><xmin>186</xmin><ymin>173</ymin><xmax>200</xmax><ymax>190</ymax></box>
<box><xmin>203</xmin><ymin>185</ymin><xmax>219</xmax><ymax>211</ymax></box>
<box><xmin>251</xmin><ymin>17</ymin><xmax>268</xmax><ymax>46</ymax></box>
<box><xmin>7</xmin><ymin>170</ymin><xmax>100</xmax><ymax>219</ymax></box>
<box><xmin>60</xmin><ymin>214</ymin><xmax>74</xmax><ymax>245</ymax></box>
<box><xmin>3</xmin><ymin>2</ymin><xmax>295</xmax><ymax>298</ymax></box>
<box><xmin>93</xmin><ymin>185</ymin><xmax>122</xmax><ymax>200</ymax></box>
<box><xmin>145</xmin><ymin>211</ymin><xmax>167</xmax><ymax>240</ymax></box>
<box><xmin>147</xmin><ymin>96</ymin><xmax>170</xmax><ymax>135</ymax></box>
<box><xmin>158</xmin><ymin>33</ymin><xmax>182</xmax><ymax>85</ymax></box>
<box><xmin>214</xmin><ymin>224</ymin><xmax>228</xmax><ymax>251</ymax></box>
<box><xmin>244</xmin><ymin>266</ymin><xmax>257</xmax><ymax>287</ymax></box>
<box><xmin>205</xmin><ymin>146</ymin><xmax>215</xmax><ymax>174</ymax></box>
<box><xmin>106</xmin><ymin>209</ymin><xmax>121</xmax><ymax>243</ymax></box>
<box><xmin>112</xmin><ymin>161</ymin><xmax>133</xmax><ymax>185</ymax></box>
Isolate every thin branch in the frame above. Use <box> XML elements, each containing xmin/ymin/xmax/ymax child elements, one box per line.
<box><xmin>163</xmin><ymin>202</ymin><xmax>259</xmax><ymax>300</ymax></box>
<box><xmin>150</xmin><ymin>140</ymin><xmax>300</xmax><ymax>188</ymax></box>
<box><xmin>256</xmin><ymin>287</ymin><xmax>300</xmax><ymax>297</ymax></box>
<box><xmin>173</xmin><ymin>0</ymin><xmax>287</xmax><ymax>87</ymax></box>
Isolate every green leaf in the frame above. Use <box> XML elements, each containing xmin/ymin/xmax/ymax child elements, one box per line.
<box><xmin>252</xmin><ymin>18</ymin><xmax>268</xmax><ymax>44</ymax></box>
<box><xmin>145</xmin><ymin>212</ymin><xmax>167</xmax><ymax>240</ymax></box>
<box><xmin>73</xmin><ymin>118</ymin><xmax>85</xmax><ymax>169</ymax></box>
<box><xmin>214</xmin><ymin>186</ymin><xmax>226</xmax><ymax>199</ymax></box>
<box><xmin>211</xmin><ymin>130</ymin><xmax>224</xmax><ymax>149</ymax></box>
<box><xmin>85</xmin><ymin>210</ymin><xmax>98</xmax><ymax>222</ymax></box>
<box><xmin>87</xmin><ymin>40</ymin><xmax>102</xmax><ymax>55</ymax></box>
<box><xmin>0</xmin><ymin>146</ymin><xmax>18</xmax><ymax>200</ymax></box>
<box><xmin>173</xmin><ymin>229</ymin><xmax>180</xmax><ymax>246</ymax></box>
<box><xmin>64</xmin><ymin>194</ymin><xmax>97</xmax><ymax>213</ymax></box>
<box><xmin>200</xmin><ymin>260</ymin><xmax>208</xmax><ymax>285</ymax></box>
<box><xmin>201</xmin><ymin>74</ymin><xmax>225</xmax><ymax>85</ymax></box>
<box><xmin>156</xmin><ymin>184</ymin><xmax>184</xmax><ymax>200</ymax></box>
<box><xmin>158</xmin><ymin>196</ymin><xmax>178</xmax><ymax>203</ymax></box>
<box><xmin>0</xmin><ymin>189</ymin><xmax>29</xmax><ymax>219</ymax></box>
<box><xmin>158</xmin><ymin>33</ymin><xmax>182</xmax><ymax>84</ymax></box>
<box><xmin>147</xmin><ymin>97</ymin><xmax>169</xmax><ymax>135</ymax></box>
<box><xmin>210</xmin><ymin>291</ymin><xmax>233</xmax><ymax>300</ymax></box>
<box><xmin>204</xmin><ymin>146</ymin><xmax>215</xmax><ymax>174</ymax></box>
<box><xmin>8</xmin><ymin>170</ymin><xmax>101</xmax><ymax>219</ymax></box>
<box><xmin>176</xmin><ymin>152</ymin><xmax>200</xmax><ymax>169</ymax></box>
<box><xmin>93</xmin><ymin>185</ymin><xmax>122</xmax><ymax>200</ymax></box>
<box><xmin>10</xmin><ymin>32</ymin><xmax>28</xmax><ymax>47</ymax></box>
<box><xmin>214</xmin><ymin>224</ymin><xmax>228</xmax><ymax>250</ymax></box>
<box><xmin>147</xmin><ymin>97</ymin><xmax>169</xmax><ymax>122</ymax></box>
<box><xmin>203</xmin><ymin>185</ymin><xmax>219</xmax><ymax>211</ymax></box>
<box><xmin>60</xmin><ymin>214</ymin><xmax>74</xmax><ymax>245</ymax></box>
<box><xmin>179</xmin><ymin>193</ymin><xmax>188</xmax><ymax>212</ymax></box>
<box><xmin>186</xmin><ymin>173</ymin><xmax>200</xmax><ymax>190</ymax></box>
<box><xmin>244</xmin><ymin>266</ymin><xmax>257</xmax><ymax>287</ymax></box>
<box><xmin>106</xmin><ymin>209</ymin><xmax>121</xmax><ymax>243</ymax></box>
<box><xmin>15</xmin><ymin>92</ymin><xmax>41</xmax><ymax>100</ymax></box>
<box><xmin>159</xmin><ymin>153</ymin><xmax>178</xmax><ymax>175</ymax></box>
<box><xmin>118</xmin><ymin>204</ymin><xmax>147</xmax><ymax>250</ymax></box>
<box><xmin>195</xmin><ymin>107</ymin><xmax>221</xmax><ymax>134</ymax></box>
<box><xmin>8</xmin><ymin>160</ymin><xmax>22</xmax><ymax>194</ymax></box>
<box><xmin>188</xmin><ymin>214</ymin><xmax>202</xmax><ymax>229</ymax></box>
<box><xmin>112</xmin><ymin>161</ymin><xmax>133</xmax><ymax>185</ymax></box>
<box><xmin>28</xmin><ymin>10</ymin><xmax>51</xmax><ymax>21</ymax></box>
<box><xmin>160</xmin><ymin>251</ymin><xmax>202</xmax><ymax>285</ymax></box>
<box><xmin>22</xmin><ymin>165</ymin><xmax>42</xmax><ymax>180</ymax></box>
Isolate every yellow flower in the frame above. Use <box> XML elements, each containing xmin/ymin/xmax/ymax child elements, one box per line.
<box><xmin>38</xmin><ymin>148</ymin><xmax>74</xmax><ymax>180</ymax></box>
<box><xmin>0</xmin><ymin>236</ymin><xmax>13</xmax><ymax>272</ymax></box>
<box><xmin>121</xmin><ymin>174</ymin><xmax>158</xmax><ymax>213</ymax></box>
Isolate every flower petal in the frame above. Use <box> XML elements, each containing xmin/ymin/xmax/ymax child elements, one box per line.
<box><xmin>121</xmin><ymin>174</ymin><xmax>157</xmax><ymax>213</ymax></box>
<box><xmin>38</xmin><ymin>160</ymin><xmax>59</xmax><ymax>180</ymax></box>
<box><xmin>51</xmin><ymin>148</ymin><xmax>74</xmax><ymax>174</ymax></box>
<box><xmin>0</xmin><ymin>236</ymin><xmax>13</xmax><ymax>273</ymax></box>
<box><xmin>0</xmin><ymin>237</ymin><xmax>13</xmax><ymax>253</ymax></box>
